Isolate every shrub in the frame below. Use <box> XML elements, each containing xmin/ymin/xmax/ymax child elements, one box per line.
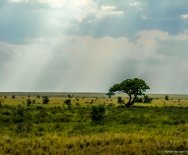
<box><xmin>42</xmin><ymin>96</ymin><xmax>49</xmax><ymax>104</ymax></box>
<box><xmin>106</xmin><ymin>92</ymin><xmax>115</xmax><ymax>98</ymax></box>
<box><xmin>67</xmin><ymin>94</ymin><xmax>72</xmax><ymax>98</ymax></box>
<box><xmin>35</xmin><ymin>111</ymin><xmax>49</xmax><ymax>123</ymax></box>
<box><xmin>143</xmin><ymin>95</ymin><xmax>153</xmax><ymax>103</ymax></box>
<box><xmin>117</xmin><ymin>97</ymin><xmax>123</xmax><ymax>104</ymax></box>
<box><xmin>36</xmin><ymin>106</ymin><xmax>44</xmax><ymax>110</ymax></box>
<box><xmin>12</xmin><ymin>95</ymin><xmax>15</xmax><ymax>99</ymax></box>
<box><xmin>2</xmin><ymin>110</ymin><xmax>11</xmax><ymax>115</ymax></box>
<box><xmin>16</xmin><ymin>106</ymin><xmax>24</xmax><ymax>116</ymax></box>
<box><xmin>26</xmin><ymin>98</ymin><xmax>32</xmax><ymax>106</ymax></box>
<box><xmin>134</xmin><ymin>97</ymin><xmax>143</xmax><ymax>103</ymax></box>
<box><xmin>13</xmin><ymin>106</ymin><xmax>24</xmax><ymax>123</ymax></box>
<box><xmin>91</xmin><ymin>105</ymin><xmax>105</xmax><ymax>124</ymax></box>
<box><xmin>165</xmin><ymin>95</ymin><xmax>169</xmax><ymax>100</ymax></box>
<box><xmin>64</xmin><ymin>99</ymin><xmax>72</xmax><ymax>110</ymax></box>
<box><xmin>16</xmin><ymin>122</ymin><xmax>33</xmax><ymax>133</ymax></box>
<box><xmin>0</xmin><ymin>99</ymin><xmax>3</xmax><ymax>107</ymax></box>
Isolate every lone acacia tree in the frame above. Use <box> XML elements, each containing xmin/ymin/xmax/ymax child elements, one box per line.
<box><xmin>109</xmin><ymin>78</ymin><xmax>150</xmax><ymax>107</ymax></box>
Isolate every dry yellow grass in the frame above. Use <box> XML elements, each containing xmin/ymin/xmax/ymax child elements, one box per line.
<box><xmin>0</xmin><ymin>129</ymin><xmax>187</xmax><ymax>155</ymax></box>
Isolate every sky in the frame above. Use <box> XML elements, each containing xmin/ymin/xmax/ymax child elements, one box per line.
<box><xmin>0</xmin><ymin>0</ymin><xmax>188</xmax><ymax>93</ymax></box>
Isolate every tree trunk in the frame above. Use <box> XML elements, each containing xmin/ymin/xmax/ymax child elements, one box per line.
<box><xmin>126</xmin><ymin>95</ymin><xmax>137</xmax><ymax>107</ymax></box>
<box><xmin>126</xmin><ymin>103</ymin><xmax>131</xmax><ymax>107</ymax></box>
<box><xmin>126</xmin><ymin>95</ymin><xmax>132</xmax><ymax>107</ymax></box>
<box><xmin>131</xmin><ymin>95</ymin><xmax>137</xmax><ymax>105</ymax></box>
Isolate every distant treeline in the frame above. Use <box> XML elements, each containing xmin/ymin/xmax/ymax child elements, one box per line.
<box><xmin>0</xmin><ymin>92</ymin><xmax>188</xmax><ymax>100</ymax></box>
<box><xmin>0</xmin><ymin>92</ymin><xmax>107</xmax><ymax>98</ymax></box>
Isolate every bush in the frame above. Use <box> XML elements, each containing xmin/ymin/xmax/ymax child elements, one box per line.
<box><xmin>16</xmin><ymin>122</ymin><xmax>33</xmax><ymax>133</ymax></box>
<box><xmin>13</xmin><ymin>106</ymin><xmax>24</xmax><ymax>123</ymax></box>
<box><xmin>2</xmin><ymin>110</ymin><xmax>11</xmax><ymax>115</ymax></box>
<box><xmin>32</xmin><ymin>99</ymin><xmax>36</xmax><ymax>104</ymax></box>
<box><xmin>143</xmin><ymin>95</ymin><xmax>153</xmax><ymax>103</ymax></box>
<box><xmin>165</xmin><ymin>95</ymin><xmax>169</xmax><ymax>100</ymax></box>
<box><xmin>91</xmin><ymin>105</ymin><xmax>105</xmax><ymax>124</ymax></box>
<box><xmin>26</xmin><ymin>98</ymin><xmax>32</xmax><ymax>106</ymax></box>
<box><xmin>64</xmin><ymin>99</ymin><xmax>71</xmax><ymax>110</ymax></box>
<box><xmin>106</xmin><ymin>92</ymin><xmax>114</xmax><ymax>98</ymax></box>
<box><xmin>117</xmin><ymin>97</ymin><xmax>123</xmax><ymax>104</ymax></box>
<box><xmin>134</xmin><ymin>97</ymin><xmax>143</xmax><ymax>103</ymax></box>
<box><xmin>42</xmin><ymin>96</ymin><xmax>49</xmax><ymax>104</ymax></box>
<box><xmin>0</xmin><ymin>99</ymin><xmax>3</xmax><ymax>108</ymax></box>
<box><xmin>67</xmin><ymin>94</ymin><xmax>72</xmax><ymax>98</ymax></box>
<box><xmin>12</xmin><ymin>95</ymin><xmax>15</xmax><ymax>99</ymax></box>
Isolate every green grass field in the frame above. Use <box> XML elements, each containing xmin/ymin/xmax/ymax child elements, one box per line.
<box><xmin>0</xmin><ymin>94</ymin><xmax>187</xmax><ymax>155</ymax></box>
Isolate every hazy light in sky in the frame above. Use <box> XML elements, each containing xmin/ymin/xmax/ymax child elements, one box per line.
<box><xmin>0</xmin><ymin>0</ymin><xmax>188</xmax><ymax>93</ymax></box>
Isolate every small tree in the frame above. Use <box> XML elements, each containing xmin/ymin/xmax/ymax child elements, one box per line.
<box><xmin>109</xmin><ymin>78</ymin><xmax>150</xmax><ymax>107</ymax></box>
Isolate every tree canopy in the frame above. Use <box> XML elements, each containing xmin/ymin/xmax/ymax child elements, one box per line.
<box><xmin>109</xmin><ymin>78</ymin><xmax>150</xmax><ymax>107</ymax></box>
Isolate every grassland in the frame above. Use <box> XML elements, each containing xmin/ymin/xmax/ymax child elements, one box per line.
<box><xmin>0</xmin><ymin>94</ymin><xmax>187</xmax><ymax>155</ymax></box>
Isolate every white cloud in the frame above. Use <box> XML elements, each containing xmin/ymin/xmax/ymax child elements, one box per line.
<box><xmin>181</xmin><ymin>14</ymin><xmax>188</xmax><ymax>19</ymax></box>
<box><xmin>8</xmin><ymin>0</ymin><xmax>28</xmax><ymax>3</ymax></box>
<box><xmin>40</xmin><ymin>1</ymin><xmax>123</xmax><ymax>22</ymax></box>
<box><xmin>100</xmin><ymin>5</ymin><xmax>116</xmax><ymax>11</ymax></box>
<box><xmin>38</xmin><ymin>0</ymin><xmax>95</xmax><ymax>9</ymax></box>
<box><xmin>129</xmin><ymin>0</ymin><xmax>143</xmax><ymax>10</ymax></box>
<box><xmin>97</xmin><ymin>5</ymin><xmax>124</xmax><ymax>18</ymax></box>
<box><xmin>1</xmin><ymin>30</ymin><xmax>188</xmax><ymax>93</ymax></box>
<box><xmin>38</xmin><ymin>0</ymin><xmax>65</xmax><ymax>8</ymax></box>
<box><xmin>7</xmin><ymin>0</ymin><xmax>123</xmax><ymax>23</ymax></box>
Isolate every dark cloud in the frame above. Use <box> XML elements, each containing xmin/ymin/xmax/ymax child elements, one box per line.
<box><xmin>71</xmin><ymin>0</ymin><xmax>188</xmax><ymax>38</ymax></box>
<box><xmin>69</xmin><ymin>12</ymin><xmax>146</xmax><ymax>40</ymax></box>
<box><xmin>0</xmin><ymin>2</ymin><xmax>49</xmax><ymax>43</ymax></box>
<box><xmin>1</xmin><ymin>0</ymin><xmax>188</xmax><ymax>43</ymax></box>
